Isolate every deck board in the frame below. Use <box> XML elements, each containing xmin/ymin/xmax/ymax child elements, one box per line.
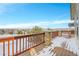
<box><xmin>18</xmin><ymin>43</ymin><xmax>45</xmax><ymax>56</ymax></box>
<box><xmin>52</xmin><ymin>47</ymin><xmax>77</xmax><ymax>56</ymax></box>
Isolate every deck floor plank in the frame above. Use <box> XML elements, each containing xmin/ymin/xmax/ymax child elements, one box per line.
<box><xmin>52</xmin><ymin>47</ymin><xmax>78</xmax><ymax>56</ymax></box>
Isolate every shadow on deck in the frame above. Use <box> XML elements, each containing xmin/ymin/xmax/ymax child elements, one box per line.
<box><xmin>19</xmin><ymin>43</ymin><xmax>78</xmax><ymax>56</ymax></box>
<box><xmin>19</xmin><ymin>43</ymin><xmax>45</xmax><ymax>56</ymax></box>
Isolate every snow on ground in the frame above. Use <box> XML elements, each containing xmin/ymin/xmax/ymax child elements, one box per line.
<box><xmin>37</xmin><ymin>36</ymin><xmax>79</xmax><ymax>56</ymax></box>
<box><xmin>53</xmin><ymin>37</ymin><xmax>79</xmax><ymax>54</ymax></box>
<box><xmin>37</xmin><ymin>45</ymin><xmax>54</xmax><ymax>56</ymax></box>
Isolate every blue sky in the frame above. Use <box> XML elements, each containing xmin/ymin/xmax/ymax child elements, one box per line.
<box><xmin>0</xmin><ymin>3</ymin><xmax>71</xmax><ymax>28</ymax></box>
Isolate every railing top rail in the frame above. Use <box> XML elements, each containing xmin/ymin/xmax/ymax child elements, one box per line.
<box><xmin>14</xmin><ymin>32</ymin><xmax>45</xmax><ymax>39</ymax></box>
<box><xmin>0</xmin><ymin>32</ymin><xmax>45</xmax><ymax>43</ymax></box>
<box><xmin>0</xmin><ymin>37</ymin><xmax>14</xmax><ymax>43</ymax></box>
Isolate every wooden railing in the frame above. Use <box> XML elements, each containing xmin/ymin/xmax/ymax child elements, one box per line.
<box><xmin>0</xmin><ymin>30</ymin><xmax>75</xmax><ymax>56</ymax></box>
<box><xmin>52</xmin><ymin>31</ymin><xmax>59</xmax><ymax>38</ymax></box>
<box><xmin>61</xmin><ymin>30</ymin><xmax>75</xmax><ymax>37</ymax></box>
<box><xmin>0</xmin><ymin>33</ymin><xmax>45</xmax><ymax>56</ymax></box>
<box><xmin>52</xmin><ymin>30</ymin><xmax>75</xmax><ymax>38</ymax></box>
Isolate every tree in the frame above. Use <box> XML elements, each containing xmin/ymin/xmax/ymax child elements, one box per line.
<box><xmin>30</xmin><ymin>26</ymin><xmax>43</xmax><ymax>34</ymax></box>
<box><xmin>0</xmin><ymin>30</ymin><xmax>5</xmax><ymax>35</ymax></box>
<box><xmin>16</xmin><ymin>30</ymin><xmax>23</xmax><ymax>34</ymax></box>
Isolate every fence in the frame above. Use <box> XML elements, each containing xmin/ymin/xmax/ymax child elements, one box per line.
<box><xmin>0</xmin><ymin>33</ymin><xmax>45</xmax><ymax>56</ymax></box>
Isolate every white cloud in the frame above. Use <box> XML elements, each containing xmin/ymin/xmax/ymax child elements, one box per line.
<box><xmin>0</xmin><ymin>19</ymin><xmax>72</xmax><ymax>29</ymax></box>
<box><xmin>51</xmin><ymin>20</ymin><xmax>74</xmax><ymax>24</ymax></box>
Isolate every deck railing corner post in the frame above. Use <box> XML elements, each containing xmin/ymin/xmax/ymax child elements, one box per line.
<box><xmin>44</xmin><ymin>32</ymin><xmax>52</xmax><ymax>46</ymax></box>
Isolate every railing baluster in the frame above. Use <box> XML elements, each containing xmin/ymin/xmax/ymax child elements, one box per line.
<box><xmin>8</xmin><ymin>40</ymin><xmax>10</xmax><ymax>56</ymax></box>
<box><xmin>43</xmin><ymin>33</ymin><xmax>45</xmax><ymax>43</ymax></box>
<box><xmin>3</xmin><ymin>41</ymin><xmax>5</xmax><ymax>56</ymax></box>
<box><xmin>40</xmin><ymin>35</ymin><xmax>42</xmax><ymax>43</ymax></box>
<box><xmin>26</xmin><ymin>37</ymin><xmax>27</xmax><ymax>50</ymax></box>
<box><xmin>41</xmin><ymin>35</ymin><xmax>42</xmax><ymax>43</ymax></box>
<box><xmin>39</xmin><ymin>35</ymin><xmax>43</xmax><ymax>43</ymax></box>
<box><xmin>31</xmin><ymin>36</ymin><xmax>33</xmax><ymax>48</ymax></box>
<box><xmin>36</xmin><ymin>36</ymin><xmax>37</xmax><ymax>44</ymax></box>
<box><xmin>31</xmin><ymin>36</ymin><xmax>33</xmax><ymax>47</ymax></box>
<box><xmin>30</xmin><ymin>36</ymin><xmax>32</xmax><ymax>48</ymax></box>
<box><xmin>37</xmin><ymin>35</ymin><xmax>39</xmax><ymax>44</ymax></box>
<box><xmin>23</xmin><ymin>38</ymin><xmax>24</xmax><ymax>51</ymax></box>
<box><xmin>38</xmin><ymin>35</ymin><xmax>39</xmax><ymax>44</ymax></box>
<box><xmin>20</xmin><ymin>38</ymin><xmax>21</xmax><ymax>53</ymax></box>
<box><xmin>28</xmin><ymin>37</ymin><xmax>29</xmax><ymax>49</ymax></box>
<box><xmin>34</xmin><ymin>36</ymin><xmax>36</xmax><ymax>46</ymax></box>
<box><xmin>16</xmin><ymin>39</ymin><xmax>18</xmax><ymax>54</ymax></box>
<box><xmin>41</xmin><ymin>35</ymin><xmax>43</xmax><ymax>42</ymax></box>
<box><xmin>29</xmin><ymin>37</ymin><xmax>30</xmax><ymax>48</ymax></box>
<box><xmin>33</xmin><ymin>36</ymin><xmax>35</xmax><ymax>47</ymax></box>
<box><xmin>12</xmin><ymin>39</ymin><xmax>14</xmax><ymax>56</ymax></box>
<box><xmin>33</xmin><ymin>36</ymin><xmax>34</xmax><ymax>46</ymax></box>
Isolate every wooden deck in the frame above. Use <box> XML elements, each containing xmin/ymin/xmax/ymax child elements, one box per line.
<box><xmin>19</xmin><ymin>43</ymin><xmax>45</xmax><ymax>56</ymax></box>
<box><xmin>0</xmin><ymin>30</ymin><xmax>75</xmax><ymax>56</ymax></box>
<box><xmin>52</xmin><ymin>47</ymin><xmax>77</xmax><ymax>56</ymax></box>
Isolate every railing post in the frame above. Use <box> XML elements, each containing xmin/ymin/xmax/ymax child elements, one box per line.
<box><xmin>69</xmin><ymin>31</ymin><xmax>71</xmax><ymax>37</ymax></box>
<box><xmin>58</xmin><ymin>31</ymin><xmax>62</xmax><ymax>37</ymax></box>
<box><xmin>43</xmin><ymin>33</ymin><xmax>45</xmax><ymax>43</ymax></box>
<box><xmin>44</xmin><ymin>32</ymin><xmax>52</xmax><ymax>46</ymax></box>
